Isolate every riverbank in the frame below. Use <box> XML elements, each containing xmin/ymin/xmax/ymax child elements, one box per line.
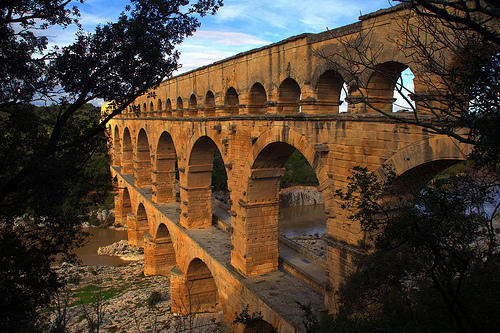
<box><xmin>49</xmin><ymin>260</ymin><xmax>224</xmax><ymax>332</ymax></box>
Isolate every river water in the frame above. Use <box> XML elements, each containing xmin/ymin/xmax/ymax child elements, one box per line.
<box><xmin>76</xmin><ymin>204</ymin><xmax>328</xmax><ymax>266</ymax></box>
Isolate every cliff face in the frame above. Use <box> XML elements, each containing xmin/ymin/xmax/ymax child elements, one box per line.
<box><xmin>279</xmin><ymin>186</ymin><xmax>324</xmax><ymax>208</ymax></box>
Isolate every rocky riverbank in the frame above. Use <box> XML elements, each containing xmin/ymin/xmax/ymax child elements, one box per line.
<box><xmin>279</xmin><ymin>186</ymin><xmax>324</xmax><ymax>208</ymax></box>
<box><xmin>49</xmin><ymin>260</ymin><xmax>224</xmax><ymax>332</ymax></box>
<box><xmin>97</xmin><ymin>239</ymin><xmax>145</xmax><ymax>261</ymax></box>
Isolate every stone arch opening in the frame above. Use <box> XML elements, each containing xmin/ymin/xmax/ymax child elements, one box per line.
<box><xmin>134</xmin><ymin>129</ymin><xmax>151</xmax><ymax>187</ymax></box>
<box><xmin>184</xmin><ymin>258</ymin><xmax>218</xmax><ymax>313</ymax></box>
<box><xmin>278</xmin><ymin>78</ymin><xmax>301</xmax><ymax>114</ymax></box>
<box><xmin>177</xmin><ymin>97</ymin><xmax>183</xmax><ymax>115</ymax></box>
<box><xmin>366</xmin><ymin>61</ymin><xmax>409</xmax><ymax>113</ymax></box>
<box><xmin>144</xmin><ymin>223</ymin><xmax>176</xmax><ymax>276</ymax></box>
<box><xmin>149</xmin><ymin>101</ymin><xmax>154</xmax><ymax>113</ymax></box>
<box><xmin>188</xmin><ymin>94</ymin><xmax>197</xmax><ymax>116</ymax></box>
<box><xmin>205</xmin><ymin>91</ymin><xmax>215</xmax><ymax>116</ymax></box>
<box><xmin>181</xmin><ymin>136</ymin><xmax>224</xmax><ymax>229</ymax></box>
<box><xmin>121</xmin><ymin>127</ymin><xmax>133</xmax><ymax>174</ymax></box>
<box><xmin>166</xmin><ymin>98</ymin><xmax>172</xmax><ymax>116</ymax></box>
<box><xmin>225</xmin><ymin>87</ymin><xmax>239</xmax><ymax>115</ymax></box>
<box><xmin>152</xmin><ymin>131</ymin><xmax>177</xmax><ymax>203</ymax></box>
<box><xmin>128</xmin><ymin>203</ymin><xmax>149</xmax><ymax>246</ymax></box>
<box><xmin>157</xmin><ymin>99</ymin><xmax>162</xmax><ymax>112</ymax></box>
<box><xmin>113</xmin><ymin>125</ymin><xmax>121</xmax><ymax>166</ymax></box>
<box><xmin>143</xmin><ymin>103</ymin><xmax>147</xmax><ymax>115</ymax></box>
<box><xmin>316</xmin><ymin>70</ymin><xmax>344</xmax><ymax>113</ymax></box>
<box><xmin>116</xmin><ymin>187</ymin><xmax>132</xmax><ymax>227</ymax></box>
<box><xmin>248</xmin><ymin>83</ymin><xmax>267</xmax><ymax>114</ymax></box>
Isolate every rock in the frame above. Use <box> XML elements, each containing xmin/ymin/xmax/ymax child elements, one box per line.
<box><xmin>279</xmin><ymin>186</ymin><xmax>324</xmax><ymax>208</ymax></box>
<box><xmin>98</xmin><ymin>240</ymin><xmax>144</xmax><ymax>261</ymax></box>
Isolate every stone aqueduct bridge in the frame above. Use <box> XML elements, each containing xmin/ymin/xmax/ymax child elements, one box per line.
<box><xmin>107</xmin><ymin>6</ymin><xmax>469</xmax><ymax>332</ymax></box>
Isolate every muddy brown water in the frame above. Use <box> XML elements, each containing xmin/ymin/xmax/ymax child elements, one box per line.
<box><xmin>76</xmin><ymin>205</ymin><xmax>327</xmax><ymax>266</ymax></box>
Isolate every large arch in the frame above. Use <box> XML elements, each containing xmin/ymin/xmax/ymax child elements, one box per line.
<box><xmin>152</xmin><ymin>131</ymin><xmax>177</xmax><ymax>203</ymax></box>
<box><xmin>134</xmin><ymin>129</ymin><xmax>151</xmax><ymax>187</ymax></box>
<box><xmin>113</xmin><ymin>125</ymin><xmax>121</xmax><ymax>166</ymax></box>
<box><xmin>115</xmin><ymin>187</ymin><xmax>132</xmax><ymax>227</ymax></box>
<box><xmin>144</xmin><ymin>223</ymin><xmax>176</xmax><ymax>276</ymax></box>
<box><xmin>248</xmin><ymin>83</ymin><xmax>267</xmax><ymax>114</ymax></box>
<box><xmin>278</xmin><ymin>78</ymin><xmax>301</xmax><ymax>114</ymax></box>
<box><xmin>171</xmin><ymin>258</ymin><xmax>219</xmax><ymax>314</ymax></box>
<box><xmin>121</xmin><ymin>127</ymin><xmax>133</xmax><ymax>174</ymax></box>
<box><xmin>180</xmin><ymin>136</ymin><xmax>221</xmax><ymax>229</ymax></box>
<box><xmin>128</xmin><ymin>203</ymin><xmax>150</xmax><ymax>246</ymax></box>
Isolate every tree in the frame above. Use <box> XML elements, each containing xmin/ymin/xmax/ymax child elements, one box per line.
<box><xmin>0</xmin><ymin>0</ymin><xmax>221</xmax><ymax>330</ymax></box>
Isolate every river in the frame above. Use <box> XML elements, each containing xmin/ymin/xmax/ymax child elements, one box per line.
<box><xmin>76</xmin><ymin>204</ymin><xmax>328</xmax><ymax>266</ymax></box>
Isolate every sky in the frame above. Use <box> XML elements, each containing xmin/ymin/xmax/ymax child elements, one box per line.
<box><xmin>49</xmin><ymin>0</ymin><xmax>396</xmax><ymax>74</ymax></box>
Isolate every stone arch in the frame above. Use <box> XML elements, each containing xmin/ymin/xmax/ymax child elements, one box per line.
<box><xmin>128</xmin><ymin>202</ymin><xmax>150</xmax><ymax>246</ymax></box>
<box><xmin>225</xmin><ymin>87</ymin><xmax>239</xmax><ymax>115</ymax></box>
<box><xmin>149</xmin><ymin>101</ymin><xmax>154</xmax><ymax>113</ymax></box>
<box><xmin>171</xmin><ymin>258</ymin><xmax>219</xmax><ymax>314</ymax></box>
<box><xmin>278</xmin><ymin>78</ymin><xmax>301</xmax><ymax>114</ymax></box>
<box><xmin>144</xmin><ymin>223</ymin><xmax>176</xmax><ymax>276</ymax></box>
<box><xmin>134</xmin><ymin>129</ymin><xmax>151</xmax><ymax>187</ymax></box>
<box><xmin>143</xmin><ymin>103</ymin><xmax>147</xmax><ymax>114</ymax></box>
<box><xmin>379</xmin><ymin>136</ymin><xmax>471</xmax><ymax>184</ymax></box>
<box><xmin>121</xmin><ymin>127</ymin><xmax>133</xmax><ymax>174</ymax></box>
<box><xmin>248</xmin><ymin>82</ymin><xmax>267</xmax><ymax>114</ymax></box>
<box><xmin>365</xmin><ymin>61</ymin><xmax>409</xmax><ymax>113</ymax></box>
<box><xmin>231</xmin><ymin>127</ymin><xmax>329</xmax><ymax>276</ymax></box>
<box><xmin>152</xmin><ymin>131</ymin><xmax>177</xmax><ymax>203</ymax></box>
<box><xmin>204</xmin><ymin>91</ymin><xmax>215</xmax><ymax>116</ymax></box>
<box><xmin>166</xmin><ymin>98</ymin><xmax>172</xmax><ymax>116</ymax></box>
<box><xmin>188</xmin><ymin>94</ymin><xmax>198</xmax><ymax>116</ymax></box>
<box><xmin>115</xmin><ymin>187</ymin><xmax>132</xmax><ymax>227</ymax></box>
<box><xmin>315</xmin><ymin>69</ymin><xmax>345</xmax><ymax>113</ymax></box>
<box><xmin>180</xmin><ymin>136</ymin><xmax>220</xmax><ymax>229</ymax></box>
<box><xmin>157</xmin><ymin>99</ymin><xmax>162</xmax><ymax>112</ymax></box>
<box><xmin>177</xmin><ymin>96</ymin><xmax>183</xmax><ymax>110</ymax></box>
<box><xmin>113</xmin><ymin>125</ymin><xmax>121</xmax><ymax>166</ymax></box>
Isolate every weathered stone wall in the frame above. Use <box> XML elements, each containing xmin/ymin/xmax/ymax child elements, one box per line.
<box><xmin>279</xmin><ymin>186</ymin><xmax>324</xmax><ymax>208</ymax></box>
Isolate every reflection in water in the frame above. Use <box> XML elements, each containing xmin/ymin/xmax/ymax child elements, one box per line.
<box><xmin>73</xmin><ymin>227</ymin><xmax>128</xmax><ymax>266</ymax></box>
<box><xmin>279</xmin><ymin>204</ymin><xmax>327</xmax><ymax>237</ymax></box>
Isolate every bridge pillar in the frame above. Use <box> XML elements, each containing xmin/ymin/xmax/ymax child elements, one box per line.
<box><xmin>134</xmin><ymin>146</ymin><xmax>151</xmax><ymax>187</ymax></box>
<box><xmin>152</xmin><ymin>168</ymin><xmax>176</xmax><ymax>203</ymax></box>
<box><xmin>114</xmin><ymin>195</ymin><xmax>123</xmax><ymax>226</ymax></box>
<box><xmin>180</xmin><ymin>185</ymin><xmax>212</xmax><ymax>229</ymax></box>
<box><xmin>231</xmin><ymin>200</ymin><xmax>280</xmax><ymax>277</ymax></box>
<box><xmin>122</xmin><ymin>145</ymin><xmax>134</xmax><ymax>174</ymax></box>
<box><xmin>127</xmin><ymin>212</ymin><xmax>149</xmax><ymax>247</ymax></box>
<box><xmin>144</xmin><ymin>233</ymin><xmax>176</xmax><ymax>276</ymax></box>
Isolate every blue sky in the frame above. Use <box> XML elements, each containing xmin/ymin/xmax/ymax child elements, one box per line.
<box><xmin>49</xmin><ymin>0</ymin><xmax>395</xmax><ymax>74</ymax></box>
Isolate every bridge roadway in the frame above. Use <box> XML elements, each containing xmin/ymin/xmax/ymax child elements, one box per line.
<box><xmin>113</xmin><ymin>167</ymin><xmax>324</xmax><ymax>332</ymax></box>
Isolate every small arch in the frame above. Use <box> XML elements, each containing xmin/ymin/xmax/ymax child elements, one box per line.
<box><xmin>177</xmin><ymin>97</ymin><xmax>183</xmax><ymax>110</ymax></box>
<box><xmin>188</xmin><ymin>94</ymin><xmax>198</xmax><ymax>116</ymax></box>
<box><xmin>248</xmin><ymin>83</ymin><xmax>267</xmax><ymax>114</ymax></box>
<box><xmin>278</xmin><ymin>78</ymin><xmax>301</xmax><ymax>114</ymax></box>
<box><xmin>121</xmin><ymin>127</ymin><xmax>133</xmax><ymax>174</ymax></box>
<box><xmin>149</xmin><ymin>101</ymin><xmax>154</xmax><ymax>112</ymax></box>
<box><xmin>225</xmin><ymin>87</ymin><xmax>239</xmax><ymax>115</ymax></box>
<box><xmin>316</xmin><ymin>70</ymin><xmax>344</xmax><ymax>113</ymax></box>
<box><xmin>205</xmin><ymin>91</ymin><xmax>215</xmax><ymax>116</ymax></box>
<box><xmin>113</xmin><ymin>125</ymin><xmax>121</xmax><ymax>166</ymax></box>
<box><xmin>143</xmin><ymin>103</ymin><xmax>147</xmax><ymax>114</ymax></box>
<box><xmin>134</xmin><ymin>129</ymin><xmax>151</xmax><ymax>187</ymax></box>
<box><xmin>366</xmin><ymin>61</ymin><xmax>409</xmax><ymax>113</ymax></box>
<box><xmin>166</xmin><ymin>98</ymin><xmax>172</xmax><ymax>116</ymax></box>
<box><xmin>157</xmin><ymin>99</ymin><xmax>162</xmax><ymax>112</ymax></box>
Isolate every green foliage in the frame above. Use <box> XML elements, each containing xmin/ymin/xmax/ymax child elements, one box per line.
<box><xmin>280</xmin><ymin>150</ymin><xmax>319</xmax><ymax>188</ymax></box>
<box><xmin>211</xmin><ymin>148</ymin><xmax>228</xmax><ymax>192</ymax></box>
<box><xmin>146</xmin><ymin>291</ymin><xmax>162</xmax><ymax>308</ymax></box>
<box><xmin>233</xmin><ymin>305</ymin><xmax>277</xmax><ymax>333</ymax></box>
<box><xmin>331</xmin><ymin>167</ymin><xmax>500</xmax><ymax>332</ymax></box>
